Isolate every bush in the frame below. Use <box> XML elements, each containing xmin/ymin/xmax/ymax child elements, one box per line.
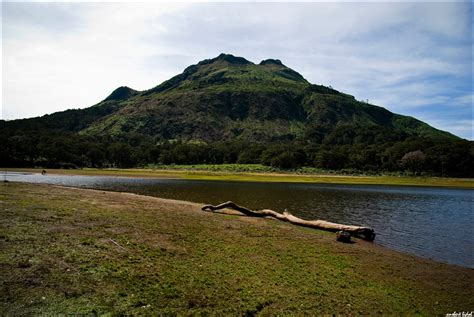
<box><xmin>270</xmin><ymin>152</ymin><xmax>297</xmax><ymax>169</ymax></box>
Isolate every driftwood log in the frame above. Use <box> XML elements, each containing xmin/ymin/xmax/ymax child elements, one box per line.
<box><xmin>202</xmin><ymin>201</ymin><xmax>376</xmax><ymax>241</ymax></box>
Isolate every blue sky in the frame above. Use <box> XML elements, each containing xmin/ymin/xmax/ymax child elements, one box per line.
<box><xmin>1</xmin><ymin>1</ymin><xmax>472</xmax><ymax>139</ymax></box>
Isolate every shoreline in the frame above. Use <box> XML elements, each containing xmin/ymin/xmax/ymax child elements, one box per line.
<box><xmin>6</xmin><ymin>179</ymin><xmax>473</xmax><ymax>269</ymax></box>
<box><xmin>2</xmin><ymin>167</ymin><xmax>474</xmax><ymax>189</ymax></box>
<box><xmin>1</xmin><ymin>182</ymin><xmax>472</xmax><ymax>314</ymax></box>
<box><xmin>51</xmin><ymin>183</ymin><xmax>473</xmax><ymax>269</ymax></box>
<box><xmin>8</xmin><ymin>181</ymin><xmax>474</xmax><ymax>269</ymax></box>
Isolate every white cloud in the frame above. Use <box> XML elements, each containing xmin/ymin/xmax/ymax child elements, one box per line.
<box><xmin>2</xmin><ymin>3</ymin><xmax>191</xmax><ymax>118</ymax></box>
<box><xmin>425</xmin><ymin>119</ymin><xmax>473</xmax><ymax>140</ymax></box>
<box><xmin>0</xmin><ymin>4</ymin><xmax>3</xmax><ymax>119</ymax></box>
<box><xmin>2</xmin><ymin>2</ymin><xmax>472</xmax><ymax>139</ymax></box>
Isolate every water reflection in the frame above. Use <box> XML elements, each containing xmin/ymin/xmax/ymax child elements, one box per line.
<box><xmin>4</xmin><ymin>172</ymin><xmax>473</xmax><ymax>268</ymax></box>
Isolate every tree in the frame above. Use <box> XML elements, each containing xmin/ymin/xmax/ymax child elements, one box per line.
<box><xmin>107</xmin><ymin>143</ymin><xmax>134</xmax><ymax>168</ymax></box>
<box><xmin>270</xmin><ymin>152</ymin><xmax>297</xmax><ymax>169</ymax></box>
<box><xmin>237</xmin><ymin>145</ymin><xmax>264</xmax><ymax>164</ymax></box>
<box><xmin>400</xmin><ymin>150</ymin><xmax>426</xmax><ymax>175</ymax></box>
<box><xmin>86</xmin><ymin>146</ymin><xmax>105</xmax><ymax>167</ymax></box>
<box><xmin>314</xmin><ymin>148</ymin><xmax>347</xmax><ymax>170</ymax></box>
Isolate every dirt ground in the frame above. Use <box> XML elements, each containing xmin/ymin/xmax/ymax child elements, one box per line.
<box><xmin>0</xmin><ymin>182</ymin><xmax>472</xmax><ymax>315</ymax></box>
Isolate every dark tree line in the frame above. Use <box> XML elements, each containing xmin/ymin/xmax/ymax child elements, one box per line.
<box><xmin>1</xmin><ymin>128</ymin><xmax>472</xmax><ymax>177</ymax></box>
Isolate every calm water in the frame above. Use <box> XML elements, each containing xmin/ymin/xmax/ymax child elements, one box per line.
<box><xmin>4</xmin><ymin>172</ymin><xmax>473</xmax><ymax>268</ymax></box>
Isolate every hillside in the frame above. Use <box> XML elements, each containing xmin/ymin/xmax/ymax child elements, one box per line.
<box><xmin>2</xmin><ymin>53</ymin><xmax>455</xmax><ymax>141</ymax></box>
<box><xmin>82</xmin><ymin>54</ymin><xmax>455</xmax><ymax>142</ymax></box>
<box><xmin>1</xmin><ymin>54</ymin><xmax>472</xmax><ymax>176</ymax></box>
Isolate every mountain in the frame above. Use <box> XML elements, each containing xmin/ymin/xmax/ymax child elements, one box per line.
<box><xmin>1</xmin><ymin>53</ymin><xmax>471</xmax><ymax>176</ymax></box>
<box><xmin>83</xmin><ymin>53</ymin><xmax>456</xmax><ymax>142</ymax></box>
<box><xmin>3</xmin><ymin>53</ymin><xmax>456</xmax><ymax>142</ymax></box>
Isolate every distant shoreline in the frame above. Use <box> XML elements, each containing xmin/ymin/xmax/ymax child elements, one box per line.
<box><xmin>2</xmin><ymin>166</ymin><xmax>474</xmax><ymax>188</ymax></box>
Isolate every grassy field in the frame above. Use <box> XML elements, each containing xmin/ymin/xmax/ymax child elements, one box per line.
<box><xmin>3</xmin><ymin>166</ymin><xmax>474</xmax><ymax>188</ymax></box>
<box><xmin>1</xmin><ymin>182</ymin><xmax>473</xmax><ymax>315</ymax></box>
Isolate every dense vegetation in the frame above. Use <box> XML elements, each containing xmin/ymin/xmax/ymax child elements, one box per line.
<box><xmin>1</xmin><ymin>131</ymin><xmax>472</xmax><ymax>177</ymax></box>
<box><xmin>1</xmin><ymin>54</ymin><xmax>472</xmax><ymax>177</ymax></box>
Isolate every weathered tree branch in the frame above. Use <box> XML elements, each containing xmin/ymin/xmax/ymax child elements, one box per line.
<box><xmin>202</xmin><ymin>201</ymin><xmax>376</xmax><ymax>241</ymax></box>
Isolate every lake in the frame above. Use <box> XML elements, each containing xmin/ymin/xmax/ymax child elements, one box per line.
<box><xmin>4</xmin><ymin>172</ymin><xmax>473</xmax><ymax>268</ymax></box>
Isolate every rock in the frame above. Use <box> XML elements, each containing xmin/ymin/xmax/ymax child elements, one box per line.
<box><xmin>336</xmin><ymin>231</ymin><xmax>352</xmax><ymax>243</ymax></box>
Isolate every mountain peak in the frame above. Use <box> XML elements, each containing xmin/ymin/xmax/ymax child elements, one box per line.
<box><xmin>105</xmin><ymin>86</ymin><xmax>137</xmax><ymax>101</ymax></box>
<box><xmin>260</xmin><ymin>59</ymin><xmax>284</xmax><ymax>66</ymax></box>
<box><xmin>215</xmin><ymin>53</ymin><xmax>253</xmax><ymax>65</ymax></box>
<box><xmin>197</xmin><ymin>53</ymin><xmax>253</xmax><ymax>67</ymax></box>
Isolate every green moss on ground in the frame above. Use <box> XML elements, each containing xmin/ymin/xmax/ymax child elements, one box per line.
<box><xmin>0</xmin><ymin>183</ymin><xmax>472</xmax><ymax>315</ymax></box>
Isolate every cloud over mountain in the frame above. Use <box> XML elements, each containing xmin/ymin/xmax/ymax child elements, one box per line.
<box><xmin>2</xmin><ymin>2</ymin><xmax>472</xmax><ymax>139</ymax></box>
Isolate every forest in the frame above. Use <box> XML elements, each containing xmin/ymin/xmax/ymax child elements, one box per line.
<box><xmin>1</xmin><ymin>129</ymin><xmax>472</xmax><ymax>177</ymax></box>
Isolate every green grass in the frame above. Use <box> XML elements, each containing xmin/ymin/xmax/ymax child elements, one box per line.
<box><xmin>3</xmin><ymin>165</ymin><xmax>474</xmax><ymax>188</ymax></box>
<box><xmin>182</xmin><ymin>170</ymin><xmax>474</xmax><ymax>188</ymax></box>
<box><xmin>1</xmin><ymin>183</ymin><xmax>472</xmax><ymax>315</ymax></box>
<box><xmin>147</xmin><ymin>163</ymin><xmax>278</xmax><ymax>173</ymax></box>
